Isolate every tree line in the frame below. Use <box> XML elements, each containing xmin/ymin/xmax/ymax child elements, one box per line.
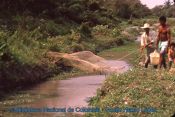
<box><xmin>152</xmin><ymin>0</ymin><xmax>175</xmax><ymax>17</ymax></box>
<box><xmin>0</xmin><ymin>0</ymin><xmax>151</xmax><ymax>20</ymax></box>
<box><xmin>0</xmin><ymin>0</ymin><xmax>174</xmax><ymax>21</ymax></box>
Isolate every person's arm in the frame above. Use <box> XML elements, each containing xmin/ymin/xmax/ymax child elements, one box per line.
<box><xmin>148</xmin><ymin>33</ymin><xmax>154</xmax><ymax>47</ymax></box>
<box><xmin>167</xmin><ymin>28</ymin><xmax>171</xmax><ymax>47</ymax></box>
<box><xmin>140</xmin><ymin>34</ymin><xmax>145</xmax><ymax>46</ymax></box>
<box><xmin>143</xmin><ymin>37</ymin><xmax>147</xmax><ymax>48</ymax></box>
<box><xmin>168</xmin><ymin>49</ymin><xmax>171</xmax><ymax>60</ymax></box>
<box><xmin>156</xmin><ymin>28</ymin><xmax>161</xmax><ymax>49</ymax></box>
<box><xmin>140</xmin><ymin>34</ymin><xmax>145</xmax><ymax>51</ymax></box>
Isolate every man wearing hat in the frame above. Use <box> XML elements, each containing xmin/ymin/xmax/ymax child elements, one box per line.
<box><xmin>141</xmin><ymin>23</ymin><xmax>155</xmax><ymax>68</ymax></box>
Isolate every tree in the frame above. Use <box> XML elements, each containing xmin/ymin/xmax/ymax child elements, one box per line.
<box><xmin>114</xmin><ymin>0</ymin><xmax>150</xmax><ymax>19</ymax></box>
<box><xmin>152</xmin><ymin>0</ymin><xmax>175</xmax><ymax>17</ymax></box>
<box><xmin>152</xmin><ymin>5</ymin><xmax>164</xmax><ymax>16</ymax></box>
<box><xmin>164</xmin><ymin>0</ymin><xmax>171</xmax><ymax>8</ymax></box>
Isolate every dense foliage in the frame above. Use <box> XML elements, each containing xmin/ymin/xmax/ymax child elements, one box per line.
<box><xmin>0</xmin><ymin>0</ymin><xmax>159</xmax><ymax>96</ymax></box>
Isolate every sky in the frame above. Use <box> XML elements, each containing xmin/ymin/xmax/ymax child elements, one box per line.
<box><xmin>140</xmin><ymin>0</ymin><xmax>173</xmax><ymax>9</ymax></box>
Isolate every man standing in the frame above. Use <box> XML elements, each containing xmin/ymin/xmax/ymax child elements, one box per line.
<box><xmin>141</xmin><ymin>23</ymin><xmax>155</xmax><ymax>68</ymax></box>
<box><xmin>156</xmin><ymin>16</ymin><xmax>171</xmax><ymax>69</ymax></box>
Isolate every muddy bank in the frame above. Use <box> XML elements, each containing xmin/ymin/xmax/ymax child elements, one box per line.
<box><xmin>0</xmin><ymin>60</ymin><xmax>61</xmax><ymax>99</ymax></box>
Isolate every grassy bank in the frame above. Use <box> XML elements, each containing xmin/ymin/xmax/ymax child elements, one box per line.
<box><xmin>98</xmin><ymin>42</ymin><xmax>139</xmax><ymax>64</ymax></box>
<box><xmin>87</xmin><ymin>43</ymin><xmax>175</xmax><ymax>117</ymax></box>
<box><xmin>0</xmin><ymin>17</ymin><xmax>128</xmax><ymax>98</ymax></box>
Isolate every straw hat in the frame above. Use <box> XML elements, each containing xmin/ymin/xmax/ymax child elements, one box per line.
<box><xmin>141</xmin><ymin>23</ymin><xmax>151</xmax><ymax>29</ymax></box>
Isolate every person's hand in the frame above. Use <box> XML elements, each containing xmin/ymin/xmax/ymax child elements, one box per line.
<box><xmin>148</xmin><ymin>44</ymin><xmax>153</xmax><ymax>48</ymax></box>
<box><xmin>144</xmin><ymin>44</ymin><xmax>148</xmax><ymax>48</ymax></box>
<box><xmin>140</xmin><ymin>46</ymin><xmax>144</xmax><ymax>52</ymax></box>
<box><xmin>166</xmin><ymin>47</ymin><xmax>169</xmax><ymax>54</ymax></box>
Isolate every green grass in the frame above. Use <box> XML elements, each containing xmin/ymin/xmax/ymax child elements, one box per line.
<box><xmin>87</xmin><ymin>42</ymin><xmax>175</xmax><ymax>117</ymax></box>
<box><xmin>98</xmin><ymin>42</ymin><xmax>139</xmax><ymax>64</ymax></box>
<box><xmin>87</xmin><ymin>68</ymin><xmax>175</xmax><ymax>117</ymax></box>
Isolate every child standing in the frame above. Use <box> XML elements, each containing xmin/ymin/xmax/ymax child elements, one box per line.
<box><xmin>168</xmin><ymin>42</ymin><xmax>175</xmax><ymax>69</ymax></box>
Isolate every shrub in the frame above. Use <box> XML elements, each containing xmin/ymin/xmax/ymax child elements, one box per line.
<box><xmin>0</xmin><ymin>31</ymin><xmax>8</xmax><ymax>59</ymax></box>
<box><xmin>49</xmin><ymin>44</ymin><xmax>61</xmax><ymax>52</ymax></box>
<box><xmin>40</xmin><ymin>20</ymin><xmax>61</xmax><ymax>37</ymax></box>
<box><xmin>111</xmin><ymin>28</ymin><xmax>121</xmax><ymax>38</ymax></box>
<box><xmin>69</xmin><ymin>3</ymin><xmax>84</xmax><ymax>14</ymax></box>
<box><xmin>172</xmin><ymin>27</ymin><xmax>175</xmax><ymax>38</ymax></box>
<box><xmin>93</xmin><ymin>25</ymin><xmax>109</xmax><ymax>35</ymax></box>
<box><xmin>80</xmin><ymin>23</ymin><xmax>92</xmax><ymax>38</ymax></box>
<box><xmin>70</xmin><ymin>43</ymin><xmax>84</xmax><ymax>52</ymax></box>
<box><xmin>5</xmin><ymin>29</ymin><xmax>47</xmax><ymax>64</ymax></box>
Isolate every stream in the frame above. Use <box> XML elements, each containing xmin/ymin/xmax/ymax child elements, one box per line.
<box><xmin>3</xmin><ymin>27</ymin><xmax>158</xmax><ymax>117</ymax></box>
<box><xmin>8</xmin><ymin>60</ymin><xmax>130</xmax><ymax>116</ymax></box>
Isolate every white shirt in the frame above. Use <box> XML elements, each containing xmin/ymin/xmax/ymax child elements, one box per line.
<box><xmin>141</xmin><ymin>32</ymin><xmax>154</xmax><ymax>46</ymax></box>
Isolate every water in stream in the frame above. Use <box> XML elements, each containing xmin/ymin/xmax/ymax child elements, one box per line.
<box><xmin>2</xmin><ymin>60</ymin><xmax>130</xmax><ymax>117</ymax></box>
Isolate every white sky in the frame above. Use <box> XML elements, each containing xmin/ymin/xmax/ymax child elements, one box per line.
<box><xmin>140</xmin><ymin>0</ymin><xmax>173</xmax><ymax>8</ymax></box>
